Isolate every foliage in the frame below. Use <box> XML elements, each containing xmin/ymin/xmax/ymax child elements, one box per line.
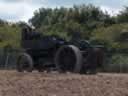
<box><xmin>104</xmin><ymin>54</ymin><xmax>128</xmax><ymax>73</ymax></box>
<box><xmin>117</xmin><ymin>7</ymin><xmax>128</xmax><ymax>23</ymax></box>
<box><xmin>29</xmin><ymin>4</ymin><xmax>115</xmax><ymax>40</ymax></box>
<box><xmin>0</xmin><ymin>23</ymin><xmax>21</xmax><ymax>48</ymax></box>
<box><xmin>1</xmin><ymin>4</ymin><xmax>128</xmax><ymax>50</ymax></box>
<box><xmin>91</xmin><ymin>24</ymin><xmax>128</xmax><ymax>50</ymax></box>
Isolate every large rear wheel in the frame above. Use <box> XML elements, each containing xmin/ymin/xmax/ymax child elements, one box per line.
<box><xmin>55</xmin><ymin>45</ymin><xmax>83</xmax><ymax>73</ymax></box>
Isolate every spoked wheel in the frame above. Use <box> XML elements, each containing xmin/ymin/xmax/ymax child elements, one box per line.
<box><xmin>16</xmin><ymin>53</ymin><xmax>33</xmax><ymax>72</ymax></box>
<box><xmin>55</xmin><ymin>45</ymin><xmax>82</xmax><ymax>73</ymax></box>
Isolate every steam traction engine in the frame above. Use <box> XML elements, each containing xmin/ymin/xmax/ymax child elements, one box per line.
<box><xmin>16</xmin><ymin>27</ymin><xmax>104</xmax><ymax>74</ymax></box>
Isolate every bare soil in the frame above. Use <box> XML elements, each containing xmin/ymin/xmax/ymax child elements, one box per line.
<box><xmin>0</xmin><ymin>71</ymin><xmax>127</xmax><ymax>96</ymax></box>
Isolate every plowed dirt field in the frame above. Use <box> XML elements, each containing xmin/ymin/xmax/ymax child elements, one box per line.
<box><xmin>0</xmin><ymin>71</ymin><xmax>127</xmax><ymax>96</ymax></box>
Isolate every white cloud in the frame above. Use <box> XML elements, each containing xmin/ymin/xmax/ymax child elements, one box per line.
<box><xmin>100</xmin><ymin>6</ymin><xmax>121</xmax><ymax>16</ymax></box>
<box><xmin>0</xmin><ymin>0</ymin><xmax>47</xmax><ymax>22</ymax></box>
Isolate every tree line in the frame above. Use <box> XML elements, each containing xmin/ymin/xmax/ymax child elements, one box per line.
<box><xmin>0</xmin><ymin>4</ymin><xmax>128</xmax><ymax>50</ymax></box>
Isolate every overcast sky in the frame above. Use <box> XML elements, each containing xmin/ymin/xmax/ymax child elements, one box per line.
<box><xmin>0</xmin><ymin>0</ymin><xmax>128</xmax><ymax>22</ymax></box>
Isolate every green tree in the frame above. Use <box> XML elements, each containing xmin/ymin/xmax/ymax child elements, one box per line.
<box><xmin>117</xmin><ymin>7</ymin><xmax>128</xmax><ymax>23</ymax></box>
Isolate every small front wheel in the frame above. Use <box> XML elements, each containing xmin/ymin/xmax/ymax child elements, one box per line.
<box><xmin>16</xmin><ymin>53</ymin><xmax>34</xmax><ymax>72</ymax></box>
